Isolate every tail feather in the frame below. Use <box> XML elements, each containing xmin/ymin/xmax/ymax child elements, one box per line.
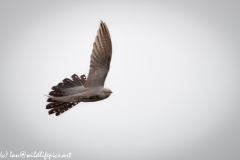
<box><xmin>49</xmin><ymin>91</ymin><xmax>65</xmax><ymax>97</ymax></box>
<box><xmin>48</xmin><ymin>102</ymin><xmax>79</xmax><ymax>116</ymax></box>
<box><xmin>46</xmin><ymin>74</ymin><xmax>86</xmax><ymax>116</ymax></box>
<box><xmin>63</xmin><ymin>78</ymin><xmax>77</xmax><ymax>87</ymax></box>
<box><xmin>80</xmin><ymin>75</ymin><xmax>87</xmax><ymax>85</ymax></box>
<box><xmin>47</xmin><ymin>98</ymin><xmax>58</xmax><ymax>102</ymax></box>
<box><xmin>71</xmin><ymin>74</ymin><xmax>83</xmax><ymax>86</ymax></box>
<box><xmin>51</xmin><ymin>86</ymin><xmax>63</xmax><ymax>92</ymax></box>
<box><xmin>46</xmin><ymin>102</ymin><xmax>68</xmax><ymax>109</ymax></box>
<box><xmin>57</xmin><ymin>82</ymin><xmax>71</xmax><ymax>88</ymax></box>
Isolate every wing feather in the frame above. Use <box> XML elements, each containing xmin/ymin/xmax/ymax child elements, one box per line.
<box><xmin>85</xmin><ymin>21</ymin><xmax>112</xmax><ymax>87</ymax></box>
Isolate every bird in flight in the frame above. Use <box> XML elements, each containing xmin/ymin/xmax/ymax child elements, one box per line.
<box><xmin>46</xmin><ymin>21</ymin><xmax>112</xmax><ymax>116</ymax></box>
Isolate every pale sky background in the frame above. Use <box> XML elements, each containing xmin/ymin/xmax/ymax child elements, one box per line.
<box><xmin>0</xmin><ymin>0</ymin><xmax>240</xmax><ymax>160</ymax></box>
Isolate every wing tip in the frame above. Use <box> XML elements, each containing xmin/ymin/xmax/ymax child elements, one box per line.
<box><xmin>100</xmin><ymin>20</ymin><xmax>107</xmax><ymax>28</ymax></box>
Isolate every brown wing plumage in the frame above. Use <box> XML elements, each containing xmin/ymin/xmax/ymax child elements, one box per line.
<box><xmin>85</xmin><ymin>21</ymin><xmax>112</xmax><ymax>88</ymax></box>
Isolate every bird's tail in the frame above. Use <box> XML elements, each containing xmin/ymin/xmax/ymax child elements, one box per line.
<box><xmin>46</xmin><ymin>74</ymin><xmax>87</xmax><ymax>116</ymax></box>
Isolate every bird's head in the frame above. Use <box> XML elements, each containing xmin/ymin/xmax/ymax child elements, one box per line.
<box><xmin>103</xmin><ymin>88</ymin><xmax>113</xmax><ymax>96</ymax></box>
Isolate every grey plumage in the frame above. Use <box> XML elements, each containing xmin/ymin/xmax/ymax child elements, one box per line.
<box><xmin>46</xmin><ymin>21</ymin><xmax>113</xmax><ymax>116</ymax></box>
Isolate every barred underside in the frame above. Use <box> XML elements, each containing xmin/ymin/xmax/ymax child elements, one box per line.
<box><xmin>46</xmin><ymin>74</ymin><xmax>87</xmax><ymax>116</ymax></box>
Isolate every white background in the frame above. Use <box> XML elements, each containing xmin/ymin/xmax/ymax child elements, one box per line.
<box><xmin>0</xmin><ymin>0</ymin><xmax>240</xmax><ymax>160</ymax></box>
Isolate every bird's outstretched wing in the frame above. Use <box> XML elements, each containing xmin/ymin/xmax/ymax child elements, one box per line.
<box><xmin>85</xmin><ymin>21</ymin><xmax>112</xmax><ymax>88</ymax></box>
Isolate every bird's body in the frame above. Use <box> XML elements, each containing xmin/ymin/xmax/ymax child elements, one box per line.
<box><xmin>50</xmin><ymin>86</ymin><xmax>111</xmax><ymax>102</ymax></box>
<box><xmin>46</xmin><ymin>21</ymin><xmax>112</xmax><ymax>116</ymax></box>
<box><xmin>81</xmin><ymin>87</ymin><xmax>111</xmax><ymax>102</ymax></box>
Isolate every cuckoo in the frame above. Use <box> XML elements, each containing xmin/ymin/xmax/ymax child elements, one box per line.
<box><xmin>45</xmin><ymin>21</ymin><xmax>112</xmax><ymax>116</ymax></box>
